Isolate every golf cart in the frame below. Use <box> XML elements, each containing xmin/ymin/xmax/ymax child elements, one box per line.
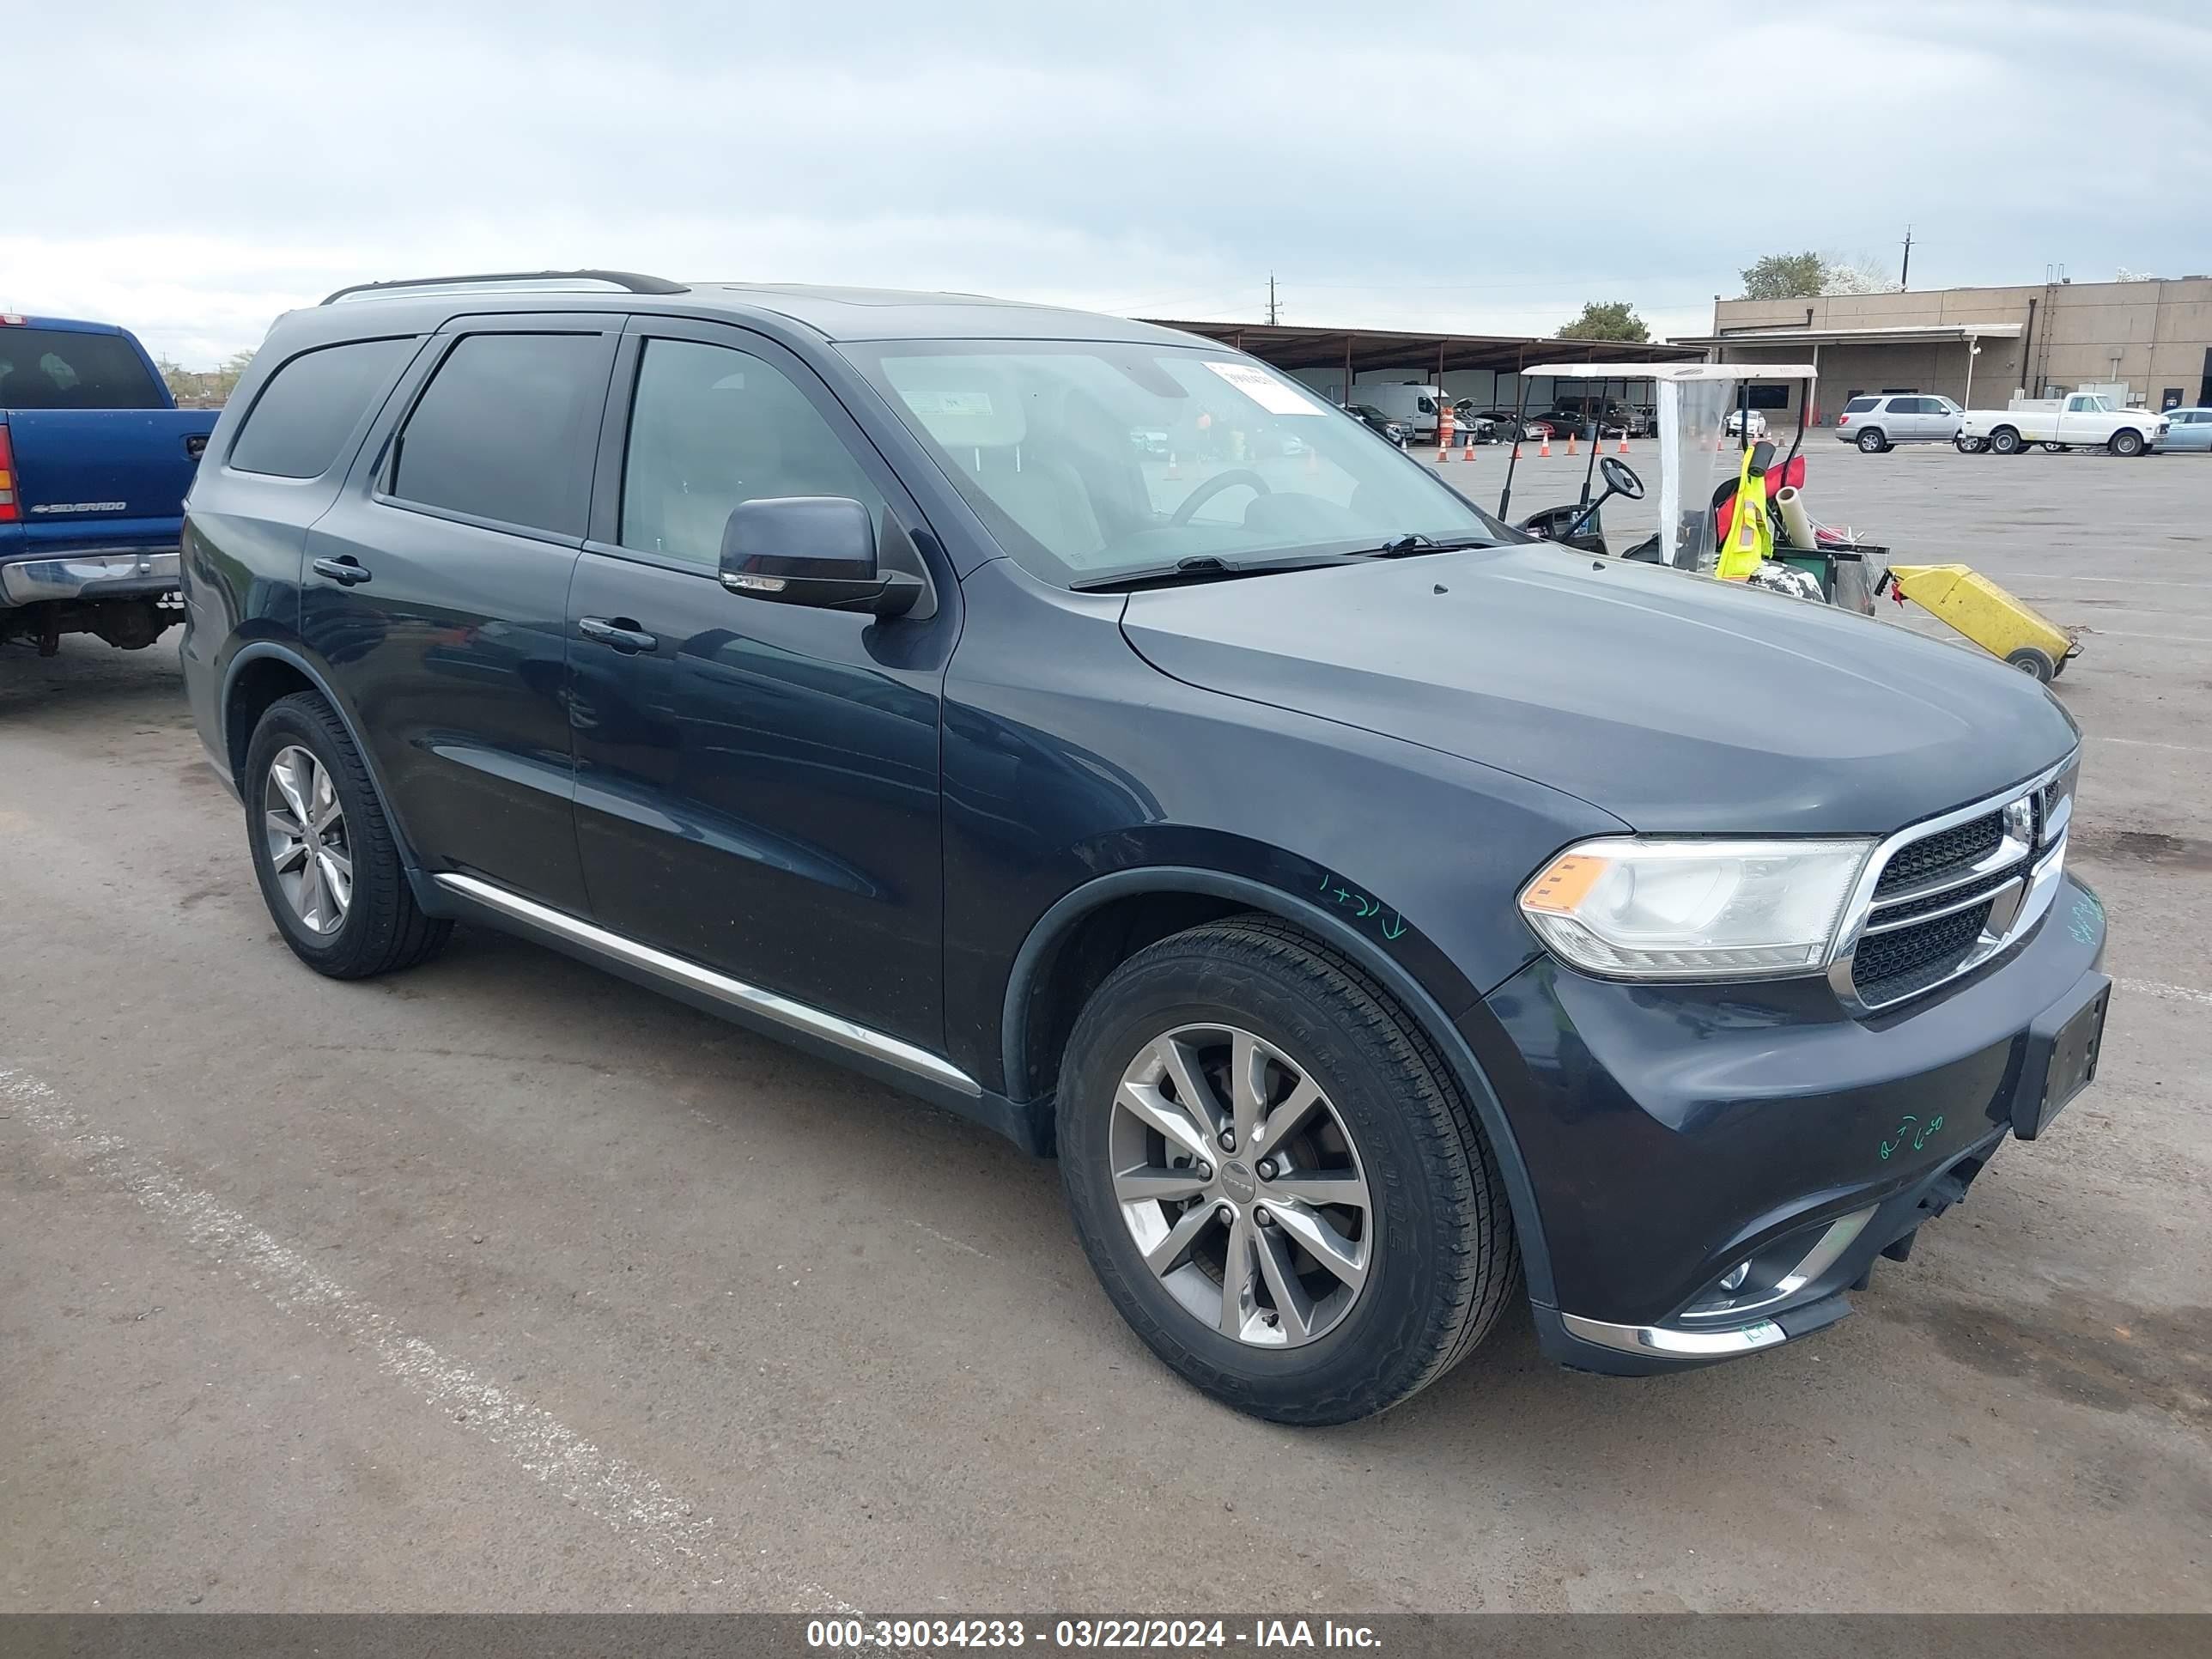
<box><xmin>1498</xmin><ymin>361</ymin><xmax>1886</xmax><ymax>613</ymax></box>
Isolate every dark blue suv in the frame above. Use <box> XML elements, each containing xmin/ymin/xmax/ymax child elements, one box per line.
<box><xmin>180</xmin><ymin>271</ymin><xmax>2110</xmax><ymax>1423</ymax></box>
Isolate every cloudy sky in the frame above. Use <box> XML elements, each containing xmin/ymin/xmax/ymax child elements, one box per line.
<box><xmin>8</xmin><ymin>1</ymin><xmax>2208</xmax><ymax>366</ymax></box>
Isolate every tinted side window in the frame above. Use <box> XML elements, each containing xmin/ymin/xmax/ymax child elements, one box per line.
<box><xmin>391</xmin><ymin>333</ymin><xmax>604</xmax><ymax>536</ymax></box>
<box><xmin>228</xmin><ymin>337</ymin><xmax>416</xmax><ymax>478</ymax></box>
<box><xmin>619</xmin><ymin>337</ymin><xmax>886</xmax><ymax>566</ymax></box>
<box><xmin>0</xmin><ymin>327</ymin><xmax>166</xmax><ymax>410</ymax></box>
<box><xmin>1842</xmin><ymin>397</ymin><xmax>1881</xmax><ymax>414</ymax></box>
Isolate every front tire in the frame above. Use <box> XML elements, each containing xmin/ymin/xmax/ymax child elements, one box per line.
<box><xmin>2110</xmin><ymin>428</ymin><xmax>2145</xmax><ymax>458</ymax></box>
<box><xmin>1954</xmin><ymin>434</ymin><xmax>1986</xmax><ymax>453</ymax></box>
<box><xmin>244</xmin><ymin>691</ymin><xmax>452</xmax><ymax>979</ymax></box>
<box><xmin>1057</xmin><ymin>916</ymin><xmax>1517</xmax><ymax>1425</ymax></box>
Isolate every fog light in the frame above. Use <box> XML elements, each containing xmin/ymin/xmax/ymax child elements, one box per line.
<box><xmin>1719</xmin><ymin>1261</ymin><xmax>1751</xmax><ymax>1292</ymax></box>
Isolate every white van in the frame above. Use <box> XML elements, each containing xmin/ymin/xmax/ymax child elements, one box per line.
<box><xmin>1352</xmin><ymin>383</ymin><xmax>1446</xmax><ymax>439</ymax></box>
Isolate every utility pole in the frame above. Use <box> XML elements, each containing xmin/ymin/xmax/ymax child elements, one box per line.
<box><xmin>1267</xmin><ymin>272</ymin><xmax>1279</xmax><ymax>325</ymax></box>
<box><xmin>1900</xmin><ymin>225</ymin><xmax>1914</xmax><ymax>290</ymax></box>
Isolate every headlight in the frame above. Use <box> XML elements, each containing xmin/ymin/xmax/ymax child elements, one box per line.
<box><xmin>1519</xmin><ymin>837</ymin><xmax>1875</xmax><ymax>979</ymax></box>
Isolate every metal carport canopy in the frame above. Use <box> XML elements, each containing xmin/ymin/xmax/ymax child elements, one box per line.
<box><xmin>1140</xmin><ymin>319</ymin><xmax>1704</xmax><ymax>377</ymax></box>
<box><xmin>1527</xmin><ymin>360</ymin><xmax>1821</xmax><ymax>381</ymax></box>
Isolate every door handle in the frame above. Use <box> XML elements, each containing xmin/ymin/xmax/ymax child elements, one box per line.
<box><xmin>577</xmin><ymin>616</ymin><xmax>659</xmax><ymax>653</ymax></box>
<box><xmin>311</xmin><ymin>556</ymin><xmax>372</xmax><ymax>586</ymax></box>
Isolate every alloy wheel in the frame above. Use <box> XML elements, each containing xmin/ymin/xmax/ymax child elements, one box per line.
<box><xmin>263</xmin><ymin>745</ymin><xmax>353</xmax><ymax>935</ymax></box>
<box><xmin>1109</xmin><ymin>1024</ymin><xmax>1373</xmax><ymax>1347</ymax></box>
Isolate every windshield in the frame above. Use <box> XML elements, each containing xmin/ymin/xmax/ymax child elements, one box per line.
<box><xmin>843</xmin><ymin>340</ymin><xmax>1507</xmax><ymax>586</ymax></box>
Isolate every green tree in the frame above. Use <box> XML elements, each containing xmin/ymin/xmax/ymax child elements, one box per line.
<box><xmin>1740</xmin><ymin>252</ymin><xmax>1827</xmax><ymax>300</ymax></box>
<box><xmin>157</xmin><ymin>348</ymin><xmax>255</xmax><ymax>407</ymax></box>
<box><xmin>1555</xmin><ymin>300</ymin><xmax>1649</xmax><ymax>343</ymax></box>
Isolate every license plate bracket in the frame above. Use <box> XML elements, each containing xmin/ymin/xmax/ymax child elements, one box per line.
<box><xmin>2013</xmin><ymin>974</ymin><xmax>2110</xmax><ymax>1139</ymax></box>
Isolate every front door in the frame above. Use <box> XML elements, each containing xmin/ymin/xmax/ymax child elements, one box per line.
<box><xmin>565</xmin><ymin>321</ymin><xmax>957</xmax><ymax>1053</ymax></box>
<box><xmin>301</xmin><ymin>315</ymin><xmax>618</xmax><ymax>912</ymax></box>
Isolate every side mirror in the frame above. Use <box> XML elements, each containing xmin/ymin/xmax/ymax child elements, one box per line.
<box><xmin>719</xmin><ymin>496</ymin><xmax>923</xmax><ymax>618</ymax></box>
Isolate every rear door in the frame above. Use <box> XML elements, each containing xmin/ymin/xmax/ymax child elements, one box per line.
<box><xmin>0</xmin><ymin>325</ymin><xmax>210</xmax><ymax>551</ymax></box>
<box><xmin>1895</xmin><ymin>397</ymin><xmax>1942</xmax><ymax>441</ymax></box>
<box><xmin>564</xmin><ymin>319</ymin><xmax>957</xmax><ymax>1052</ymax></box>
<box><xmin>299</xmin><ymin>313</ymin><xmax>618</xmax><ymax>913</ymax></box>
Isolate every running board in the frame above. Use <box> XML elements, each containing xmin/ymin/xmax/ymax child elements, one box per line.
<box><xmin>432</xmin><ymin>872</ymin><xmax>981</xmax><ymax>1097</ymax></box>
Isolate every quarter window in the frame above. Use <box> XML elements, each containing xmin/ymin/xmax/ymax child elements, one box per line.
<box><xmin>228</xmin><ymin>337</ymin><xmax>416</xmax><ymax>478</ymax></box>
<box><xmin>1841</xmin><ymin>397</ymin><xmax>1881</xmax><ymax>415</ymax></box>
<box><xmin>389</xmin><ymin>333</ymin><xmax>605</xmax><ymax>537</ymax></box>
<box><xmin>619</xmin><ymin>337</ymin><xmax>885</xmax><ymax>566</ymax></box>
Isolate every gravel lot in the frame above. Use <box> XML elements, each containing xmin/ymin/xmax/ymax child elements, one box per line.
<box><xmin>3</xmin><ymin>439</ymin><xmax>2207</xmax><ymax>1613</ymax></box>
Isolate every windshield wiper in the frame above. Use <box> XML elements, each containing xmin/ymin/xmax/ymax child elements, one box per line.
<box><xmin>1356</xmin><ymin>533</ymin><xmax>1496</xmax><ymax>558</ymax></box>
<box><xmin>1071</xmin><ymin>554</ymin><xmax>1352</xmax><ymax>592</ymax></box>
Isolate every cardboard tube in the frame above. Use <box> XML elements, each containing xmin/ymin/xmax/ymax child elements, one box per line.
<box><xmin>1776</xmin><ymin>485</ymin><xmax>1817</xmax><ymax>550</ymax></box>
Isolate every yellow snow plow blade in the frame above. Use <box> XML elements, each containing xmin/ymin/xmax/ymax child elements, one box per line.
<box><xmin>1881</xmin><ymin>563</ymin><xmax>2079</xmax><ymax>684</ymax></box>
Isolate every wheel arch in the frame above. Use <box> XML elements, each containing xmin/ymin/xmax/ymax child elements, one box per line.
<box><xmin>1002</xmin><ymin>865</ymin><xmax>1555</xmax><ymax>1303</ymax></box>
<box><xmin>221</xmin><ymin>641</ymin><xmax>446</xmax><ymax>915</ymax></box>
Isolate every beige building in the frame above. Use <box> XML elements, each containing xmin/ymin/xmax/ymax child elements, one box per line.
<box><xmin>1676</xmin><ymin>276</ymin><xmax>2212</xmax><ymax>424</ymax></box>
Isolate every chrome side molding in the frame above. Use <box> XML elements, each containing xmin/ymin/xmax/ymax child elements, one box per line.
<box><xmin>1559</xmin><ymin>1310</ymin><xmax>1788</xmax><ymax>1358</ymax></box>
<box><xmin>433</xmin><ymin>872</ymin><xmax>981</xmax><ymax>1097</ymax></box>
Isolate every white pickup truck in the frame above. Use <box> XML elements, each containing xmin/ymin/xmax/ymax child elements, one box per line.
<box><xmin>1958</xmin><ymin>393</ymin><xmax>2169</xmax><ymax>457</ymax></box>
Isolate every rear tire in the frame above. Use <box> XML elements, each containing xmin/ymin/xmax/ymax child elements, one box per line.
<box><xmin>244</xmin><ymin>692</ymin><xmax>452</xmax><ymax>979</ymax></box>
<box><xmin>2110</xmin><ymin>428</ymin><xmax>2145</xmax><ymax>458</ymax></box>
<box><xmin>2005</xmin><ymin>647</ymin><xmax>2057</xmax><ymax>683</ymax></box>
<box><xmin>1057</xmin><ymin>915</ymin><xmax>1517</xmax><ymax>1425</ymax></box>
<box><xmin>1990</xmin><ymin>427</ymin><xmax>2024</xmax><ymax>455</ymax></box>
<box><xmin>1857</xmin><ymin>428</ymin><xmax>1888</xmax><ymax>453</ymax></box>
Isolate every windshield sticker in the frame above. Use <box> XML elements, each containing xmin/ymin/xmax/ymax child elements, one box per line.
<box><xmin>899</xmin><ymin>389</ymin><xmax>994</xmax><ymax>417</ymax></box>
<box><xmin>1200</xmin><ymin>360</ymin><xmax>1324</xmax><ymax>416</ymax></box>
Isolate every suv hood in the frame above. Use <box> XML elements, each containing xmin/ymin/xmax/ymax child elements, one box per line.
<box><xmin>1120</xmin><ymin>544</ymin><xmax>2078</xmax><ymax>835</ymax></box>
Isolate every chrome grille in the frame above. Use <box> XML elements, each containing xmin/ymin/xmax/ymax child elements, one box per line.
<box><xmin>1829</xmin><ymin>755</ymin><xmax>2078</xmax><ymax>1014</ymax></box>
<box><xmin>1873</xmin><ymin>811</ymin><xmax>2004</xmax><ymax>896</ymax></box>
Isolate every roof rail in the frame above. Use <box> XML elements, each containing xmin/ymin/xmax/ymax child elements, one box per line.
<box><xmin>320</xmin><ymin>270</ymin><xmax>688</xmax><ymax>305</ymax></box>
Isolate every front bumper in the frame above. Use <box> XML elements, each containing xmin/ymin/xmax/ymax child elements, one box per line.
<box><xmin>1469</xmin><ymin>872</ymin><xmax>2109</xmax><ymax>1374</ymax></box>
<box><xmin>0</xmin><ymin>546</ymin><xmax>181</xmax><ymax>607</ymax></box>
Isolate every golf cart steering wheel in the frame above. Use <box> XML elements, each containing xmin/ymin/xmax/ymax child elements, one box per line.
<box><xmin>1600</xmin><ymin>456</ymin><xmax>1644</xmax><ymax>499</ymax></box>
<box><xmin>1171</xmin><ymin>470</ymin><xmax>1272</xmax><ymax>526</ymax></box>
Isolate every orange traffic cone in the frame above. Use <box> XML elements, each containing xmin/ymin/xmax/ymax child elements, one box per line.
<box><xmin>1435</xmin><ymin>440</ymin><xmax>1450</xmax><ymax>463</ymax></box>
<box><xmin>1616</xmin><ymin>428</ymin><xmax>1631</xmax><ymax>455</ymax></box>
<box><xmin>1166</xmin><ymin>452</ymin><xmax>1180</xmax><ymax>478</ymax></box>
<box><xmin>1462</xmin><ymin>435</ymin><xmax>1475</xmax><ymax>461</ymax></box>
<box><xmin>1565</xmin><ymin>428</ymin><xmax>1578</xmax><ymax>456</ymax></box>
<box><xmin>1538</xmin><ymin>433</ymin><xmax>1552</xmax><ymax>458</ymax></box>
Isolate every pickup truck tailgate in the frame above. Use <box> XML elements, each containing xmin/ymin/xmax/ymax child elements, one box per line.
<box><xmin>1</xmin><ymin>409</ymin><xmax>216</xmax><ymax>552</ymax></box>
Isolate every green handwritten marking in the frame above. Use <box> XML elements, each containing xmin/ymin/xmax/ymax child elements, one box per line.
<box><xmin>2069</xmin><ymin>893</ymin><xmax>2101</xmax><ymax>946</ymax></box>
<box><xmin>1316</xmin><ymin>872</ymin><xmax>1407</xmax><ymax>945</ymax></box>
<box><xmin>1879</xmin><ymin>1111</ymin><xmax>1946</xmax><ymax>1162</ymax></box>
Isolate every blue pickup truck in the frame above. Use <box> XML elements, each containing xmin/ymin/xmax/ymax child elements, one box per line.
<box><xmin>0</xmin><ymin>314</ymin><xmax>218</xmax><ymax>653</ymax></box>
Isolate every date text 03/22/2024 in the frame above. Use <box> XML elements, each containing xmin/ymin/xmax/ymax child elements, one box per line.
<box><xmin>805</xmin><ymin>1618</ymin><xmax>1382</xmax><ymax>1650</ymax></box>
